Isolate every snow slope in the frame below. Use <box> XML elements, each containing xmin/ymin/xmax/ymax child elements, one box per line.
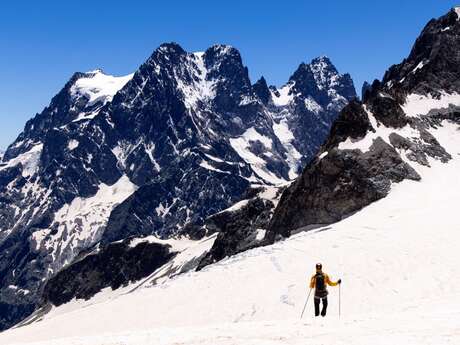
<box><xmin>2</xmin><ymin>121</ymin><xmax>459</xmax><ymax>344</ymax></box>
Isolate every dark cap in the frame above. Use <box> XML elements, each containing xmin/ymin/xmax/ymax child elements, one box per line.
<box><xmin>316</xmin><ymin>263</ymin><xmax>322</xmax><ymax>270</ymax></box>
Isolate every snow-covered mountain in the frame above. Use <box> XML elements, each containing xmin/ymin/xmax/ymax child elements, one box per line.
<box><xmin>1</xmin><ymin>7</ymin><xmax>459</xmax><ymax>344</ymax></box>
<box><xmin>1</xmin><ymin>6</ymin><xmax>460</xmax><ymax>344</ymax></box>
<box><xmin>0</xmin><ymin>44</ymin><xmax>355</xmax><ymax>330</ymax></box>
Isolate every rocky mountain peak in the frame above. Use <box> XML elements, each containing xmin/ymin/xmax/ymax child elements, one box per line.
<box><xmin>205</xmin><ymin>44</ymin><xmax>241</xmax><ymax>60</ymax></box>
<box><xmin>142</xmin><ymin>42</ymin><xmax>188</xmax><ymax>73</ymax></box>
<box><xmin>361</xmin><ymin>81</ymin><xmax>372</xmax><ymax>100</ymax></box>
<box><xmin>156</xmin><ymin>42</ymin><xmax>187</xmax><ymax>57</ymax></box>
<box><xmin>288</xmin><ymin>62</ymin><xmax>317</xmax><ymax>94</ymax></box>
<box><xmin>202</xmin><ymin>44</ymin><xmax>247</xmax><ymax>78</ymax></box>
<box><xmin>287</xmin><ymin>56</ymin><xmax>355</xmax><ymax>107</ymax></box>
<box><xmin>200</xmin><ymin>45</ymin><xmax>252</xmax><ymax>111</ymax></box>
<box><xmin>455</xmin><ymin>6</ymin><xmax>460</xmax><ymax>19</ymax></box>
<box><xmin>252</xmin><ymin>76</ymin><xmax>271</xmax><ymax>104</ymax></box>
<box><xmin>381</xmin><ymin>7</ymin><xmax>460</xmax><ymax>96</ymax></box>
<box><xmin>3</xmin><ymin>69</ymin><xmax>132</xmax><ymax>162</ymax></box>
<box><xmin>309</xmin><ymin>55</ymin><xmax>339</xmax><ymax>81</ymax></box>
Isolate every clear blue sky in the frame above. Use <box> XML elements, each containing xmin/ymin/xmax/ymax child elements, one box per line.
<box><xmin>0</xmin><ymin>0</ymin><xmax>455</xmax><ymax>149</ymax></box>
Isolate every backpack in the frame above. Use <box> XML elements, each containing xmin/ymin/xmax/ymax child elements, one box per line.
<box><xmin>315</xmin><ymin>272</ymin><xmax>326</xmax><ymax>292</ymax></box>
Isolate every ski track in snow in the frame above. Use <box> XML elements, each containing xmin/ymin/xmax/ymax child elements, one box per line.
<box><xmin>2</xmin><ymin>122</ymin><xmax>460</xmax><ymax>344</ymax></box>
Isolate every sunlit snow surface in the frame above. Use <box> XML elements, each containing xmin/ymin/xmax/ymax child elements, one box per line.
<box><xmin>270</xmin><ymin>83</ymin><xmax>294</xmax><ymax>106</ymax></box>
<box><xmin>2</xmin><ymin>120</ymin><xmax>460</xmax><ymax>344</ymax></box>
<box><xmin>402</xmin><ymin>92</ymin><xmax>460</xmax><ymax>117</ymax></box>
<box><xmin>71</xmin><ymin>70</ymin><xmax>134</xmax><ymax>106</ymax></box>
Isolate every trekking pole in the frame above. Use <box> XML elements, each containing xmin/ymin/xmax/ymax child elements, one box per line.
<box><xmin>339</xmin><ymin>284</ymin><xmax>341</xmax><ymax>319</ymax></box>
<box><xmin>300</xmin><ymin>288</ymin><xmax>312</xmax><ymax>319</ymax></box>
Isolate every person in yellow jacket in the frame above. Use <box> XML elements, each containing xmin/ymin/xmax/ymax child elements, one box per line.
<box><xmin>309</xmin><ymin>263</ymin><xmax>341</xmax><ymax>317</ymax></box>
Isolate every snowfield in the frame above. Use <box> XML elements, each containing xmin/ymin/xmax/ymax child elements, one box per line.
<box><xmin>70</xmin><ymin>70</ymin><xmax>134</xmax><ymax>106</ymax></box>
<box><xmin>2</xmin><ymin>121</ymin><xmax>460</xmax><ymax>344</ymax></box>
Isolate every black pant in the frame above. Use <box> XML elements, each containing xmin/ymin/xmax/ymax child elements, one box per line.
<box><xmin>314</xmin><ymin>297</ymin><xmax>328</xmax><ymax>316</ymax></box>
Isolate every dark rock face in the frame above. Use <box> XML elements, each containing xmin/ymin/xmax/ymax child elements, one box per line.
<box><xmin>382</xmin><ymin>8</ymin><xmax>460</xmax><ymax>96</ymax></box>
<box><xmin>0</xmin><ymin>42</ymin><xmax>354</xmax><ymax>330</ymax></box>
<box><xmin>361</xmin><ymin>81</ymin><xmax>372</xmax><ymax>100</ymax></box>
<box><xmin>0</xmin><ymin>303</ymin><xmax>35</xmax><ymax>332</ymax></box>
<box><xmin>266</xmin><ymin>7</ymin><xmax>460</xmax><ymax>241</ymax></box>
<box><xmin>42</xmin><ymin>239</ymin><xmax>174</xmax><ymax>306</ymax></box>
<box><xmin>197</xmin><ymin>196</ymin><xmax>277</xmax><ymax>270</ymax></box>
<box><xmin>367</xmin><ymin>92</ymin><xmax>408</xmax><ymax>128</ymax></box>
<box><xmin>323</xmin><ymin>100</ymin><xmax>374</xmax><ymax>150</ymax></box>
<box><xmin>267</xmin><ymin>138</ymin><xmax>420</xmax><ymax>240</ymax></box>
<box><xmin>252</xmin><ymin>77</ymin><xmax>271</xmax><ymax>105</ymax></box>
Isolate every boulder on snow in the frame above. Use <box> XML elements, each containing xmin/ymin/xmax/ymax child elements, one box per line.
<box><xmin>197</xmin><ymin>197</ymin><xmax>275</xmax><ymax>270</ymax></box>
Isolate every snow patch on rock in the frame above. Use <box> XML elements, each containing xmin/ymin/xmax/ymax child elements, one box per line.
<box><xmin>402</xmin><ymin>92</ymin><xmax>460</xmax><ymax>117</ymax></box>
<box><xmin>67</xmin><ymin>139</ymin><xmax>79</xmax><ymax>151</ymax></box>
<box><xmin>338</xmin><ymin>106</ymin><xmax>420</xmax><ymax>153</ymax></box>
<box><xmin>31</xmin><ymin>175</ymin><xmax>137</xmax><ymax>267</ymax></box>
<box><xmin>0</xmin><ymin>143</ymin><xmax>43</xmax><ymax>177</ymax></box>
<box><xmin>71</xmin><ymin>70</ymin><xmax>134</xmax><ymax>106</ymax></box>
<box><xmin>199</xmin><ymin>160</ymin><xmax>229</xmax><ymax>174</ymax></box>
<box><xmin>411</xmin><ymin>60</ymin><xmax>427</xmax><ymax>74</ymax></box>
<box><xmin>272</xmin><ymin>120</ymin><xmax>301</xmax><ymax>179</ymax></box>
<box><xmin>304</xmin><ymin>97</ymin><xmax>323</xmax><ymax>114</ymax></box>
<box><xmin>270</xmin><ymin>83</ymin><xmax>294</xmax><ymax>106</ymax></box>
<box><xmin>175</xmin><ymin>52</ymin><xmax>216</xmax><ymax>109</ymax></box>
<box><xmin>229</xmin><ymin>127</ymin><xmax>272</xmax><ymax>162</ymax></box>
<box><xmin>230</xmin><ymin>128</ymin><xmax>285</xmax><ymax>185</ymax></box>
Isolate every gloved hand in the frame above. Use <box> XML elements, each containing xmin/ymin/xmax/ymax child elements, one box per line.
<box><xmin>338</xmin><ymin>279</ymin><xmax>342</xmax><ymax>284</ymax></box>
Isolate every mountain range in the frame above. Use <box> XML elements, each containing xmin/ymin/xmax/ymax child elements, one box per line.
<box><xmin>2</xmin><ymin>6</ymin><xmax>460</xmax><ymax>339</ymax></box>
<box><xmin>0</xmin><ymin>44</ymin><xmax>355</xmax><ymax>329</ymax></box>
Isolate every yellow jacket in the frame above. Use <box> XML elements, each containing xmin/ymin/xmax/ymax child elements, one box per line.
<box><xmin>310</xmin><ymin>272</ymin><xmax>339</xmax><ymax>289</ymax></box>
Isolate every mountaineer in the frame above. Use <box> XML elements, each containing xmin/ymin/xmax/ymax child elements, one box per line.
<box><xmin>309</xmin><ymin>263</ymin><xmax>341</xmax><ymax>317</ymax></box>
